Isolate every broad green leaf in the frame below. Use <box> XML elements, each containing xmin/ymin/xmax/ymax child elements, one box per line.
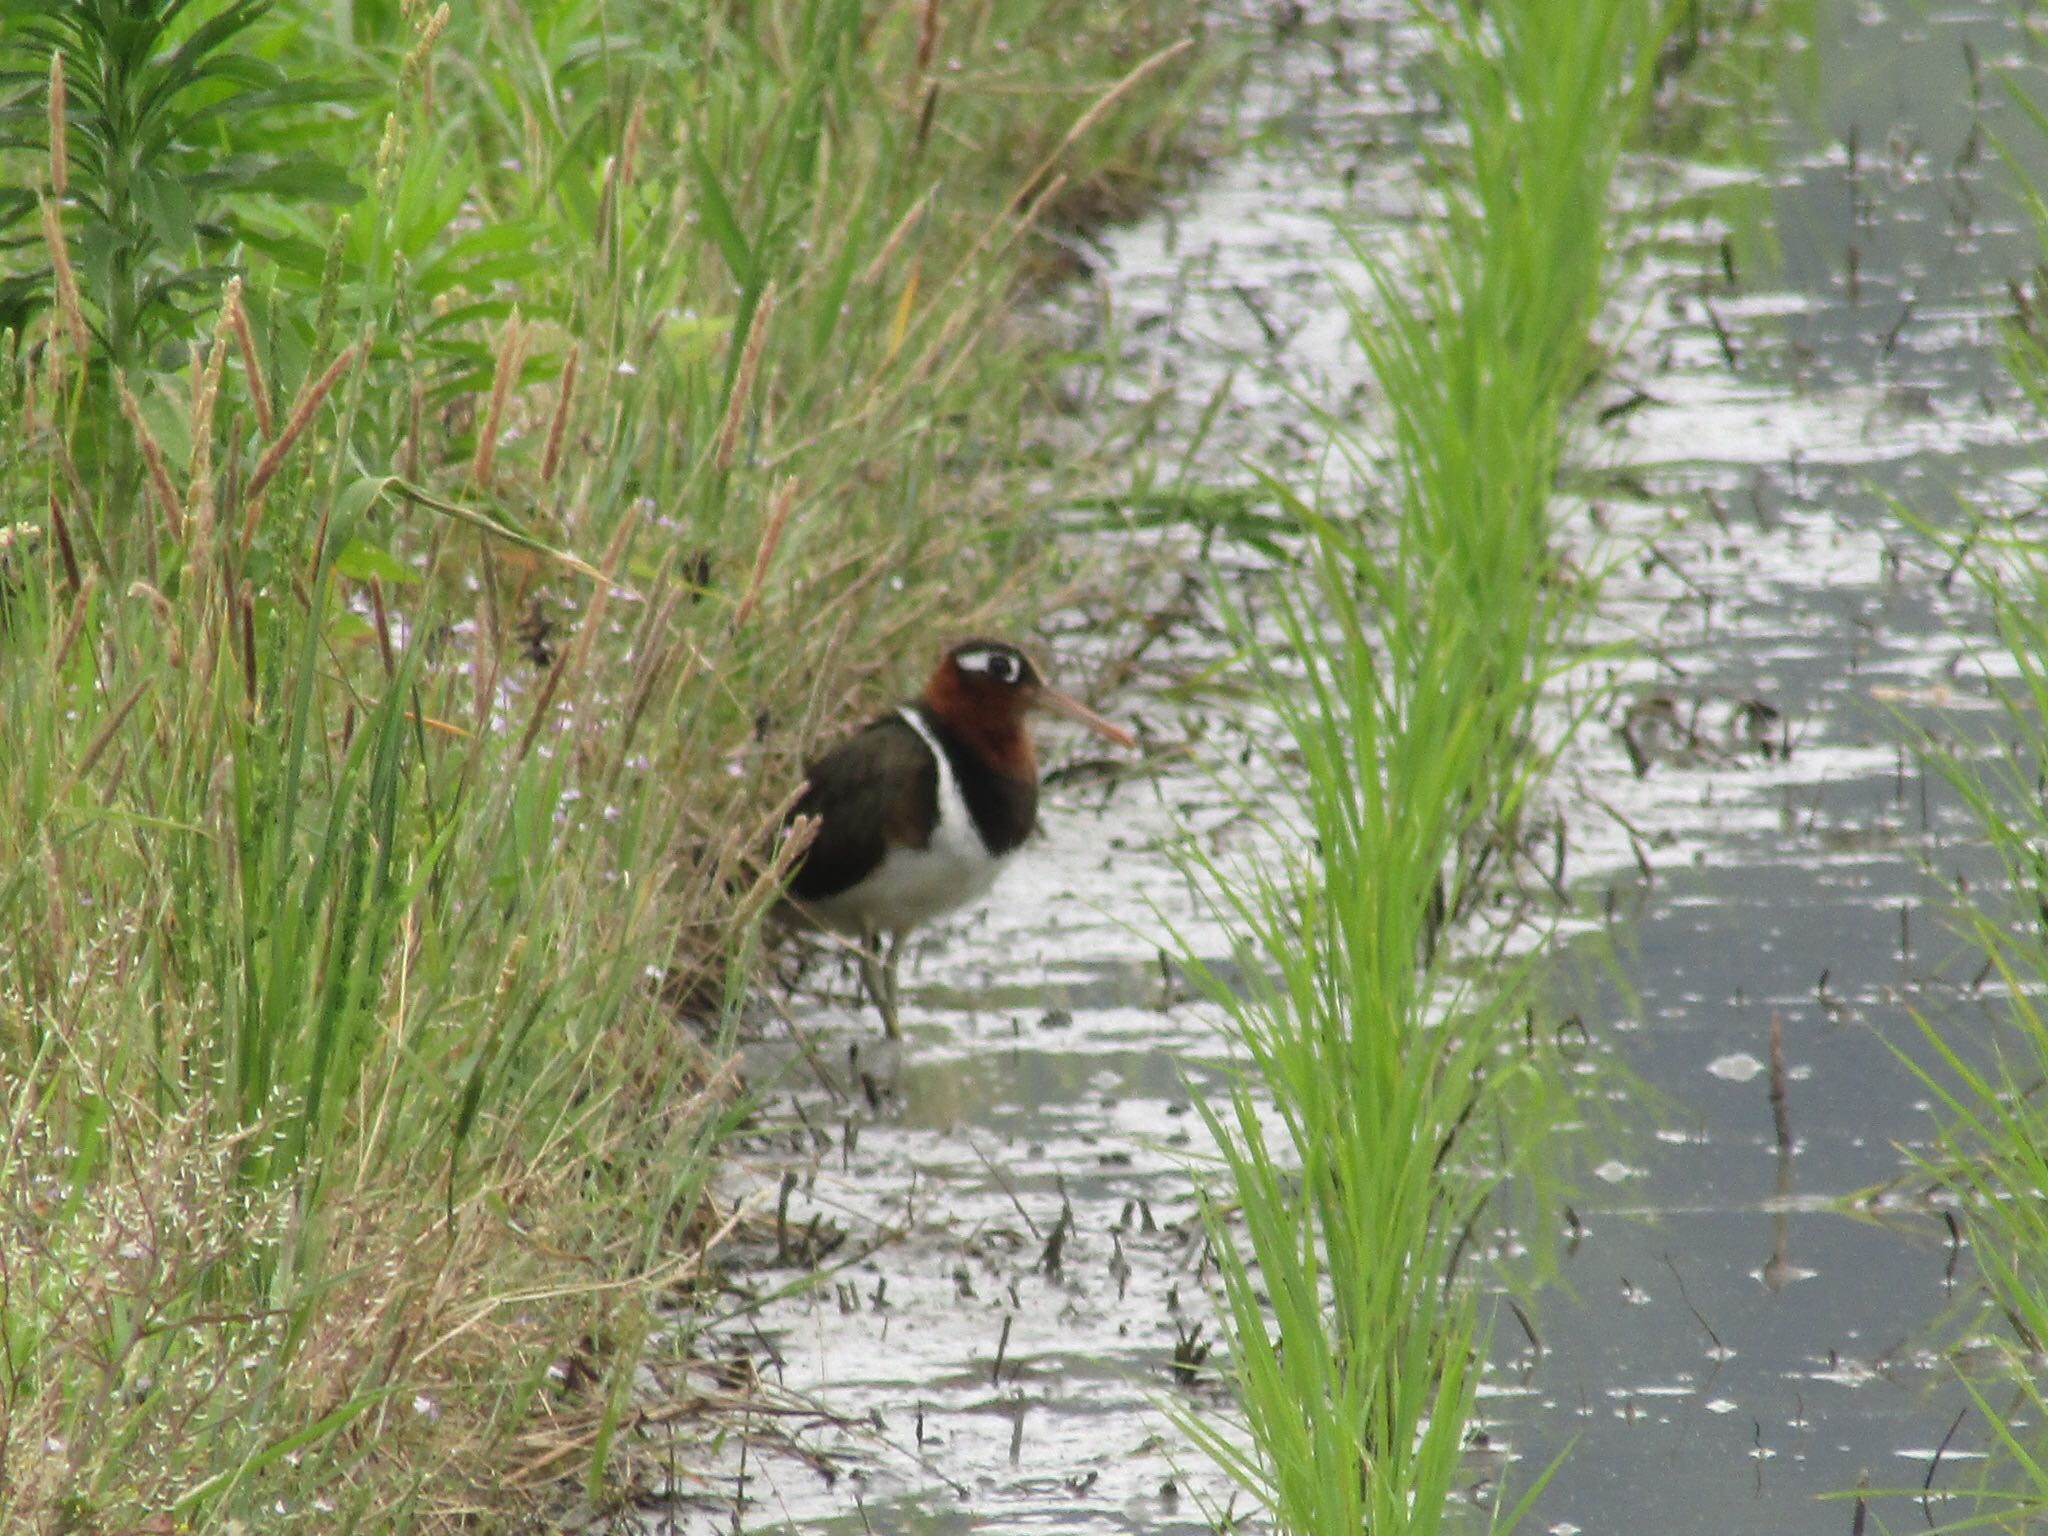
<box><xmin>332</xmin><ymin>537</ymin><xmax>417</xmax><ymax>587</ymax></box>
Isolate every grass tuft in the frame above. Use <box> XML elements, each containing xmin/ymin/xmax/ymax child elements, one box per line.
<box><xmin>1895</xmin><ymin>60</ymin><xmax>2048</xmax><ymax>1532</ymax></box>
<box><xmin>1173</xmin><ymin>1</ymin><xmax>1661</xmax><ymax>1530</ymax></box>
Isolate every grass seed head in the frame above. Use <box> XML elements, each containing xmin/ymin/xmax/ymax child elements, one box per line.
<box><xmin>186</xmin><ymin>329</ymin><xmax>230</xmax><ymax>543</ymax></box>
<box><xmin>716</xmin><ymin>283</ymin><xmax>777</xmax><ymax>473</ymax></box>
<box><xmin>242</xmin><ymin>341</ymin><xmax>361</xmax><ymax>546</ymax></box>
<box><xmin>47</xmin><ymin>50</ymin><xmax>67</xmax><ymax>199</ymax></box>
<box><xmin>541</xmin><ymin>342</ymin><xmax>579</xmax><ymax>485</ymax></box>
<box><xmin>731</xmin><ymin>476</ymin><xmax>798</xmax><ymax>634</ymax></box>
<box><xmin>117</xmin><ymin>377</ymin><xmax>187</xmax><ymax>543</ymax></box>
<box><xmin>224</xmin><ymin>276</ymin><xmax>275</xmax><ymax>438</ymax></box>
<box><xmin>38</xmin><ymin>197</ymin><xmax>88</xmax><ymax>358</ymax></box>
<box><xmin>473</xmin><ymin>309</ymin><xmax>528</xmax><ymax>488</ymax></box>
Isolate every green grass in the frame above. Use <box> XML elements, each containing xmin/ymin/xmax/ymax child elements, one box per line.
<box><xmin>1891</xmin><ymin>59</ymin><xmax>2048</xmax><ymax>1534</ymax></box>
<box><xmin>1172</xmin><ymin>1</ymin><xmax>1662</xmax><ymax>1530</ymax></box>
<box><xmin>1901</xmin><ymin>531</ymin><xmax>2048</xmax><ymax>1531</ymax></box>
<box><xmin>0</xmin><ymin>0</ymin><xmax>1204</xmax><ymax>1526</ymax></box>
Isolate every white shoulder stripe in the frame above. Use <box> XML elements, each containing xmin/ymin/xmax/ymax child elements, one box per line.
<box><xmin>895</xmin><ymin>705</ymin><xmax>951</xmax><ymax>819</ymax></box>
<box><xmin>895</xmin><ymin>705</ymin><xmax>987</xmax><ymax>856</ymax></box>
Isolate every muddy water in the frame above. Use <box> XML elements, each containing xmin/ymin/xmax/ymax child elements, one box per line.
<box><xmin>658</xmin><ymin>4</ymin><xmax>2048</xmax><ymax>1533</ymax></box>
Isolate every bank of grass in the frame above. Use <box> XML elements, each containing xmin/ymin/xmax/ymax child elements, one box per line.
<box><xmin>1176</xmin><ymin>1</ymin><xmax>1660</xmax><ymax>1529</ymax></box>
<box><xmin>0</xmin><ymin>0</ymin><xmax>1202</xmax><ymax>1527</ymax></box>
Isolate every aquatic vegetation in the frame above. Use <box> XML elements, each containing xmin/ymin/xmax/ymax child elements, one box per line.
<box><xmin>1175</xmin><ymin>0</ymin><xmax>1660</xmax><ymax>1529</ymax></box>
<box><xmin>1899</xmin><ymin>56</ymin><xmax>2048</xmax><ymax>1536</ymax></box>
<box><xmin>1905</xmin><ymin>531</ymin><xmax>2048</xmax><ymax>1530</ymax></box>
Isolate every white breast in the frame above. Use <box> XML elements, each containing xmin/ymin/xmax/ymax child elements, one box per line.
<box><xmin>805</xmin><ymin>707</ymin><xmax>1011</xmax><ymax>936</ymax></box>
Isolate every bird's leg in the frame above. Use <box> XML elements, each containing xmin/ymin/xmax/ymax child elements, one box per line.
<box><xmin>857</xmin><ymin>921</ymin><xmax>900</xmax><ymax>1039</ymax></box>
<box><xmin>883</xmin><ymin>929</ymin><xmax>907</xmax><ymax>1030</ymax></box>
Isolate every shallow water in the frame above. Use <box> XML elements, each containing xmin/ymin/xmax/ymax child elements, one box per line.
<box><xmin>644</xmin><ymin>3</ymin><xmax>2048</xmax><ymax>1532</ymax></box>
<box><xmin>1496</xmin><ymin>4</ymin><xmax>2046</xmax><ymax>1527</ymax></box>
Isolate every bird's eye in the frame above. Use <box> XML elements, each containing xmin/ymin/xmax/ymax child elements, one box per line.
<box><xmin>988</xmin><ymin>654</ymin><xmax>1016</xmax><ymax>683</ymax></box>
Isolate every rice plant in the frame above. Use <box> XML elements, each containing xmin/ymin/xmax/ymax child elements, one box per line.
<box><xmin>1885</xmin><ymin>59</ymin><xmax>2048</xmax><ymax>1532</ymax></box>
<box><xmin>1177</xmin><ymin>2</ymin><xmax>1659</xmax><ymax>1530</ymax></box>
<box><xmin>1893</xmin><ymin>526</ymin><xmax>2048</xmax><ymax>1530</ymax></box>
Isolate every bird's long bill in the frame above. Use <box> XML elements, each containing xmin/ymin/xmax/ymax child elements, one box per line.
<box><xmin>1036</xmin><ymin>686</ymin><xmax>1137</xmax><ymax>749</ymax></box>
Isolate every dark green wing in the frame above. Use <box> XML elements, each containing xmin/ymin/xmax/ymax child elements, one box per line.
<box><xmin>786</xmin><ymin>712</ymin><xmax>938</xmax><ymax>901</ymax></box>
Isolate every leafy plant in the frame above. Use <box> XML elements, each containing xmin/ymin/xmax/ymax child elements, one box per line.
<box><xmin>0</xmin><ymin>0</ymin><xmax>359</xmax><ymax>371</ymax></box>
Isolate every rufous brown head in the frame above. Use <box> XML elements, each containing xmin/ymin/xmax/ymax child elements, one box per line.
<box><xmin>924</xmin><ymin>639</ymin><xmax>1136</xmax><ymax>753</ymax></box>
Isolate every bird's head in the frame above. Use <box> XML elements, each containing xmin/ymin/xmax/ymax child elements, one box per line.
<box><xmin>923</xmin><ymin>638</ymin><xmax>1136</xmax><ymax>756</ymax></box>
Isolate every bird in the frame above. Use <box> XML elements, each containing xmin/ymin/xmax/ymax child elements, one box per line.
<box><xmin>784</xmin><ymin>637</ymin><xmax>1136</xmax><ymax>1037</ymax></box>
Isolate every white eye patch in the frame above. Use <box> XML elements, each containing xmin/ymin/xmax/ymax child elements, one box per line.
<box><xmin>956</xmin><ymin>647</ymin><xmax>1023</xmax><ymax>683</ymax></box>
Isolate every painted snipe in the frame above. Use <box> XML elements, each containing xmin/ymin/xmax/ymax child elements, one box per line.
<box><xmin>786</xmin><ymin>638</ymin><xmax>1136</xmax><ymax>1037</ymax></box>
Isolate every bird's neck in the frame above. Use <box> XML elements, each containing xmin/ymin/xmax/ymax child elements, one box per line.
<box><xmin>918</xmin><ymin>683</ymin><xmax>1036</xmax><ymax>785</ymax></box>
<box><xmin>912</xmin><ymin>700</ymin><xmax>1038</xmax><ymax>856</ymax></box>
